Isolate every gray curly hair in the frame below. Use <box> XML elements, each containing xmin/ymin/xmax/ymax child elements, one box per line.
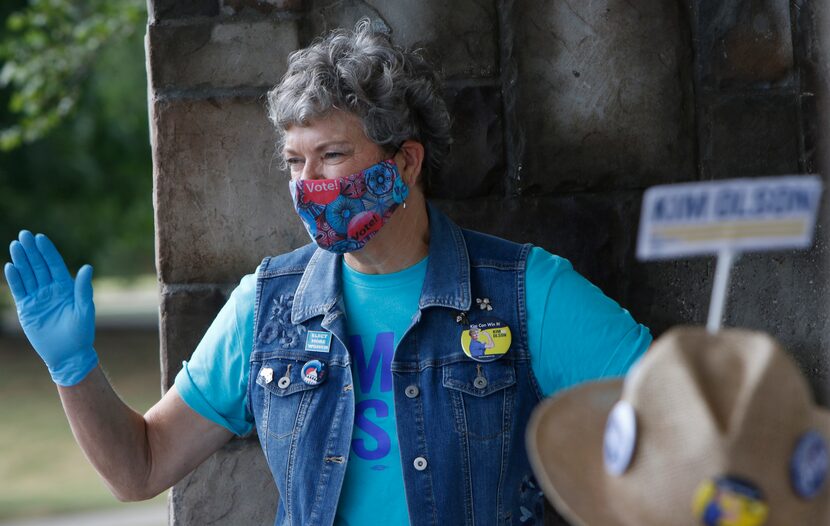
<box><xmin>267</xmin><ymin>19</ymin><xmax>451</xmax><ymax>192</ymax></box>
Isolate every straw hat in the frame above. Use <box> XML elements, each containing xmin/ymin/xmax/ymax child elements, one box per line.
<box><xmin>526</xmin><ymin>327</ymin><xmax>830</xmax><ymax>526</ymax></box>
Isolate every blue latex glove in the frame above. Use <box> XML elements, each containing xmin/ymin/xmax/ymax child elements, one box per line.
<box><xmin>3</xmin><ymin>231</ymin><xmax>98</xmax><ymax>386</ymax></box>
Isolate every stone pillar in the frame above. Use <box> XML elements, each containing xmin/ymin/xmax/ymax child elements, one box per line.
<box><xmin>145</xmin><ymin>0</ymin><xmax>305</xmax><ymax>523</ymax></box>
<box><xmin>146</xmin><ymin>0</ymin><xmax>829</xmax><ymax>524</ymax></box>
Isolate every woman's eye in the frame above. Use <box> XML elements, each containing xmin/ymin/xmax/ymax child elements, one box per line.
<box><xmin>285</xmin><ymin>158</ymin><xmax>303</xmax><ymax>167</ymax></box>
<box><xmin>323</xmin><ymin>152</ymin><xmax>344</xmax><ymax>162</ymax></box>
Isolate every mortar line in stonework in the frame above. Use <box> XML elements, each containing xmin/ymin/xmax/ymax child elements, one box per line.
<box><xmin>788</xmin><ymin>0</ymin><xmax>811</xmax><ymax>174</ymax></box>
<box><xmin>160</xmin><ymin>283</ymin><xmax>238</xmax><ymax>295</ymax></box>
<box><xmin>153</xmin><ymin>87</ymin><xmax>271</xmax><ymax>101</ymax></box>
<box><xmin>497</xmin><ymin>0</ymin><xmax>524</xmax><ymax>198</ymax></box>
<box><xmin>147</xmin><ymin>11</ymin><xmax>303</xmax><ymax>28</ymax></box>
<box><xmin>444</xmin><ymin>78</ymin><xmax>502</xmax><ymax>89</ymax></box>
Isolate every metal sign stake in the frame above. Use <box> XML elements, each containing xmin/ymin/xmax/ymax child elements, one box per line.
<box><xmin>706</xmin><ymin>249</ymin><xmax>738</xmax><ymax>334</ymax></box>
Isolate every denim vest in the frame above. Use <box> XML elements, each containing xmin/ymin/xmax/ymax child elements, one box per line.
<box><xmin>247</xmin><ymin>204</ymin><xmax>546</xmax><ymax>526</ymax></box>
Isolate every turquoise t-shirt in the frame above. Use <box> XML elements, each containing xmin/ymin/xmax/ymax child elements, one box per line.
<box><xmin>174</xmin><ymin>247</ymin><xmax>652</xmax><ymax>525</ymax></box>
<box><xmin>335</xmin><ymin>256</ymin><xmax>426</xmax><ymax>525</ymax></box>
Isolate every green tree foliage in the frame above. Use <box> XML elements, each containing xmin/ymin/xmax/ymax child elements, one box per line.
<box><xmin>0</xmin><ymin>0</ymin><xmax>144</xmax><ymax>150</ymax></box>
<box><xmin>0</xmin><ymin>0</ymin><xmax>154</xmax><ymax>277</ymax></box>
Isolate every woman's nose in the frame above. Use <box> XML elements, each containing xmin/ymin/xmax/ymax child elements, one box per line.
<box><xmin>300</xmin><ymin>159</ymin><xmax>324</xmax><ymax>181</ymax></box>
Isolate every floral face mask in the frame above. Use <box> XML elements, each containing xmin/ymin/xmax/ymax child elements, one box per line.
<box><xmin>288</xmin><ymin>159</ymin><xmax>409</xmax><ymax>254</ymax></box>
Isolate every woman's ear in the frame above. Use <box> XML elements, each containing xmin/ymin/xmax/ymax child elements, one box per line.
<box><xmin>395</xmin><ymin>140</ymin><xmax>425</xmax><ymax>188</ymax></box>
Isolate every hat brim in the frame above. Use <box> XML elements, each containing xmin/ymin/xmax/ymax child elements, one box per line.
<box><xmin>526</xmin><ymin>379</ymin><xmax>626</xmax><ymax>526</ymax></box>
<box><xmin>527</xmin><ymin>378</ymin><xmax>830</xmax><ymax>526</ymax></box>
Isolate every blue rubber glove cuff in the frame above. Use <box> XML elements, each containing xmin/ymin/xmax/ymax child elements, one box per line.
<box><xmin>48</xmin><ymin>349</ymin><xmax>99</xmax><ymax>387</ymax></box>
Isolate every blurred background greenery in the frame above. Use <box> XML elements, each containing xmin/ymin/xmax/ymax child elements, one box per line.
<box><xmin>0</xmin><ymin>330</ymin><xmax>166</xmax><ymax>521</ymax></box>
<box><xmin>0</xmin><ymin>0</ymin><xmax>153</xmax><ymax>278</ymax></box>
<box><xmin>0</xmin><ymin>0</ymin><xmax>164</xmax><ymax>522</ymax></box>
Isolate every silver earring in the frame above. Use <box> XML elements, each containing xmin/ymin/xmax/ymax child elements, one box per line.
<box><xmin>403</xmin><ymin>200</ymin><xmax>407</xmax><ymax>209</ymax></box>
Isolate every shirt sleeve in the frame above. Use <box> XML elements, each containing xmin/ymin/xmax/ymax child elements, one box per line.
<box><xmin>173</xmin><ymin>273</ymin><xmax>257</xmax><ymax>436</ymax></box>
<box><xmin>525</xmin><ymin>247</ymin><xmax>652</xmax><ymax>397</ymax></box>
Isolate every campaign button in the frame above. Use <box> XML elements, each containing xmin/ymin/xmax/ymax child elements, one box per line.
<box><xmin>603</xmin><ymin>400</ymin><xmax>637</xmax><ymax>476</ymax></box>
<box><xmin>692</xmin><ymin>476</ymin><xmax>768</xmax><ymax>526</ymax></box>
<box><xmin>460</xmin><ymin>316</ymin><xmax>512</xmax><ymax>362</ymax></box>
<box><xmin>301</xmin><ymin>359</ymin><xmax>327</xmax><ymax>386</ymax></box>
<box><xmin>791</xmin><ymin>430</ymin><xmax>829</xmax><ymax>499</ymax></box>
<box><xmin>259</xmin><ymin>367</ymin><xmax>274</xmax><ymax>384</ymax></box>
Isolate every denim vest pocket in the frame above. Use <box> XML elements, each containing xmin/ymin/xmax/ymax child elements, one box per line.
<box><xmin>442</xmin><ymin>360</ymin><xmax>516</xmax><ymax>440</ymax></box>
<box><xmin>254</xmin><ymin>360</ymin><xmax>323</xmax><ymax>441</ymax></box>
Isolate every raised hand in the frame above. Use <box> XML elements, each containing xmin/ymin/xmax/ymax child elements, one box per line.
<box><xmin>3</xmin><ymin>231</ymin><xmax>98</xmax><ymax>386</ymax></box>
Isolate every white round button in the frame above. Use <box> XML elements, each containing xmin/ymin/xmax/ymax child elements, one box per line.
<box><xmin>413</xmin><ymin>456</ymin><xmax>428</xmax><ymax>471</ymax></box>
<box><xmin>603</xmin><ymin>400</ymin><xmax>637</xmax><ymax>476</ymax></box>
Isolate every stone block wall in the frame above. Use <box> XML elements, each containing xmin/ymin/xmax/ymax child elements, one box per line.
<box><xmin>146</xmin><ymin>1</ymin><xmax>304</xmax><ymax>523</ymax></box>
<box><xmin>146</xmin><ymin>0</ymin><xmax>830</xmax><ymax>524</ymax></box>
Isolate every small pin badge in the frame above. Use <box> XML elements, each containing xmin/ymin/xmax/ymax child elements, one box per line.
<box><xmin>301</xmin><ymin>359</ymin><xmax>327</xmax><ymax>386</ymax></box>
<box><xmin>603</xmin><ymin>400</ymin><xmax>637</xmax><ymax>476</ymax></box>
<box><xmin>790</xmin><ymin>430</ymin><xmax>829</xmax><ymax>499</ymax></box>
<box><xmin>305</xmin><ymin>331</ymin><xmax>332</xmax><ymax>353</ymax></box>
<box><xmin>259</xmin><ymin>367</ymin><xmax>274</xmax><ymax>384</ymax></box>
<box><xmin>455</xmin><ymin>311</ymin><xmax>469</xmax><ymax>325</ymax></box>
<box><xmin>460</xmin><ymin>316</ymin><xmax>512</xmax><ymax>362</ymax></box>
<box><xmin>278</xmin><ymin>365</ymin><xmax>292</xmax><ymax>389</ymax></box>
<box><xmin>476</xmin><ymin>297</ymin><xmax>493</xmax><ymax>311</ymax></box>
<box><xmin>692</xmin><ymin>476</ymin><xmax>769</xmax><ymax>526</ymax></box>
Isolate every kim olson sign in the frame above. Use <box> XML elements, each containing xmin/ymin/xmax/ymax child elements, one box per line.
<box><xmin>637</xmin><ymin>176</ymin><xmax>823</xmax><ymax>260</ymax></box>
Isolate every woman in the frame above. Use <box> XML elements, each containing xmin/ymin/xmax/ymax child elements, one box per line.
<box><xmin>468</xmin><ymin>326</ymin><xmax>495</xmax><ymax>358</ymax></box>
<box><xmin>3</xmin><ymin>20</ymin><xmax>651</xmax><ymax>526</ymax></box>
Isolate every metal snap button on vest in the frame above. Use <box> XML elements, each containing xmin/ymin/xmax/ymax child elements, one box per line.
<box><xmin>405</xmin><ymin>385</ymin><xmax>420</xmax><ymax>398</ymax></box>
<box><xmin>473</xmin><ymin>364</ymin><xmax>487</xmax><ymax>389</ymax></box>
<box><xmin>413</xmin><ymin>456</ymin><xmax>428</xmax><ymax>471</ymax></box>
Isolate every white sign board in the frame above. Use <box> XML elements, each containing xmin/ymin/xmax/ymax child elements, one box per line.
<box><xmin>637</xmin><ymin>176</ymin><xmax>823</xmax><ymax>260</ymax></box>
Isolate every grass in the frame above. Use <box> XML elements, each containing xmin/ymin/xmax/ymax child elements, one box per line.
<box><xmin>0</xmin><ymin>329</ymin><xmax>167</xmax><ymax>520</ymax></box>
